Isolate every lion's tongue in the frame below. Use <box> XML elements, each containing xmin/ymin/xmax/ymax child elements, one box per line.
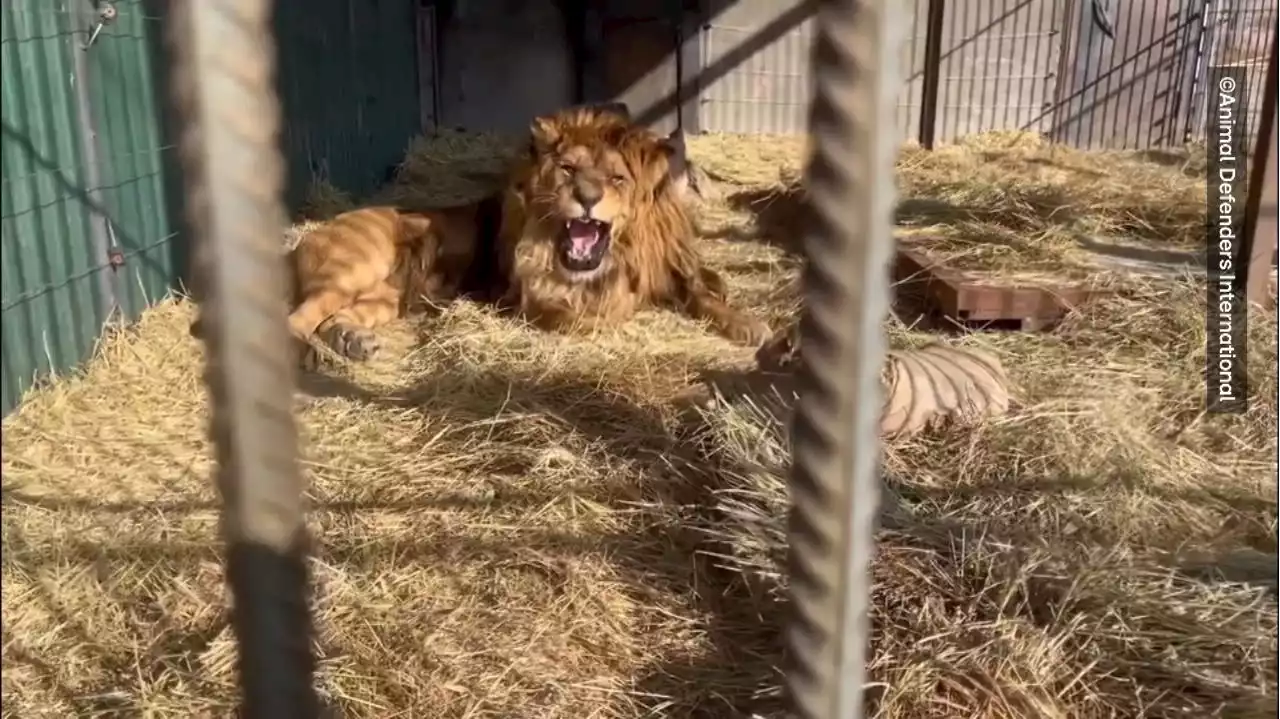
<box><xmin>567</xmin><ymin>220</ymin><xmax>601</xmax><ymax>259</ymax></box>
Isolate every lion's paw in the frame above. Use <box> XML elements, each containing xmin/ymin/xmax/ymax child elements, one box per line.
<box><xmin>732</xmin><ymin>317</ymin><xmax>774</xmax><ymax>349</ymax></box>
<box><xmin>755</xmin><ymin>323</ymin><xmax>801</xmax><ymax>372</ymax></box>
<box><xmin>322</xmin><ymin>325</ymin><xmax>381</xmax><ymax>362</ymax></box>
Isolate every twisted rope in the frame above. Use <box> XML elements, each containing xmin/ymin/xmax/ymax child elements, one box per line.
<box><xmin>785</xmin><ymin>0</ymin><xmax>904</xmax><ymax>717</ymax></box>
<box><xmin>167</xmin><ymin>1</ymin><xmax>318</xmax><ymax>716</ymax></box>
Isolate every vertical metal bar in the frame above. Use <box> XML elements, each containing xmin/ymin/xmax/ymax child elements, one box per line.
<box><xmin>677</xmin><ymin>7</ymin><xmax>703</xmax><ymax>134</ymax></box>
<box><xmin>1022</xmin><ymin>0</ymin><xmax>1050</xmax><ymax>132</ymax></box>
<box><xmin>1242</xmin><ymin>32</ymin><xmax>1278</xmax><ymax>307</ymax></box>
<box><xmin>415</xmin><ymin>4</ymin><xmax>439</xmax><ymax>133</ymax></box>
<box><xmin>68</xmin><ymin>3</ymin><xmax>120</xmax><ymax>323</ymax></box>
<box><xmin>1048</xmin><ymin>0</ymin><xmax>1078</xmax><ymax>143</ymax></box>
<box><xmin>1013</xmin><ymin>0</ymin><xmax>1034</xmax><ymax>131</ymax></box>
<box><xmin>960</xmin><ymin>0</ymin><xmax>980</xmax><ymax>142</ymax></box>
<box><xmin>165</xmin><ymin>1</ymin><xmax>317</xmax><ymax>717</ymax></box>
<box><xmin>1082</xmin><ymin>0</ymin><xmax>1099</xmax><ymax>148</ymax></box>
<box><xmin>1132</xmin><ymin>0</ymin><xmax>1155</xmax><ymax>146</ymax></box>
<box><xmin>1106</xmin><ymin>0</ymin><xmax>1127</xmax><ymax>148</ymax></box>
<box><xmin>1110</xmin><ymin>0</ymin><xmax>1130</xmax><ymax>148</ymax></box>
<box><xmin>1167</xmin><ymin>0</ymin><xmax>1197</xmax><ymax>145</ymax></box>
<box><xmin>993</xmin><ymin>1</ymin><xmax>1010</xmax><ymax>131</ymax></box>
<box><xmin>1192</xmin><ymin>0</ymin><xmax>1215</xmax><ymax>142</ymax></box>
<box><xmin>918</xmin><ymin>0</ymin><xmax>945</xmax><ymax>148</ymax></box>
<box><xmin>786</xmin><ymin>0</ymin><xmax>901</xmax><ymax>717</ymax></box>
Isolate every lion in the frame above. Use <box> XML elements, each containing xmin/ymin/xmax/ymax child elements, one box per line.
<box><xmin>451</xmin><ymin>101</ymin><xmax>718</xmax><ymax>209</ymax></box>
<box><xmin>189</xmin><ymin>105</ymin><xmax>766</xmax><ymax>363</ymax></box>
<box><xmin>281</xmin><ymin>198</ymin><xmax>505</xmax><ymax>361</ymax></box>
<box><xmin>189</xmin><ymin>198</ymin><xmax>505</xmax><ymax>363</ymax></box>
<box><xmin>560</xmin><ymin>102</ymin><xmax>720</xmax><ymax>205</ymax></box>
<box><xmin>495</xmin><ymin>105</ymin><xmax>770</xmax><ymax>345</ymax></box>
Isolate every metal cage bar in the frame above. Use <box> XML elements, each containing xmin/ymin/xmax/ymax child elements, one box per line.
<box><xmin>165</xmin><ymin>1</ymin><xmax>319</xmax><ymax>717</ymax></box>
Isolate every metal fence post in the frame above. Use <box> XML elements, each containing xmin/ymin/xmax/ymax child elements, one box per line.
<box><xmin>918</xmin><ymin>0</ymin><xmax>945</xmax><ymax>149</ymax></box>
<box><xmin>1242</xmin><ymin>33</ymin><xmax>1278</xmax><ymax>308</ymax></box>
<box><xmin>785</xmin><ymin>0</ymin><xmax>902</xmax><ymax>717</ymax></box>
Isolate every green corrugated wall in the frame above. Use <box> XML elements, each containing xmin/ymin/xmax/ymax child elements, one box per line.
<box><xmin>1</xmin><ymin>1</ymin><xmax>136</xmax><ymax>414</ymax></box>
<box><xmin>0</xmin><ymin>0</ymin><xmax>424</xmax><ymax>415</ymax></box>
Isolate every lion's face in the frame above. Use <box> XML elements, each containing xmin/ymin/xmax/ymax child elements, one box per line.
<box><xmin>524</xmin><ymin>108</ymin><xmax>684</xmax><ymax>282</ymax></box>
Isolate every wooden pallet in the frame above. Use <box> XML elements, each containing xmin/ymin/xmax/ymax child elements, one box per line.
<box><xmin>892</xmin><ymin>248</ymin><xmax>1107</xmax><ymax>331</ymax></box>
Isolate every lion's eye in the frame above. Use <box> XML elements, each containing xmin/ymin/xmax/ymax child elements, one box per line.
<box><xmin>609</xmin><ymin>174</ymin><xmax>626</xmax><ymax>186</ymax></box>
<box><xmin>558</xmin><ymin>163</ymin><xmax>575</xmax><ymax>175</ymax></box>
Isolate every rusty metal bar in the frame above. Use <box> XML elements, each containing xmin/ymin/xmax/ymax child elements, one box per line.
<box><xmin>786</xmin><ymin>0</ymin><xmax>903</xmax><ymax>717</ymax></box>
<box><xmin>165</xmin><ymin>1</ymin><xmax>318</xmax><ymax>717</ymax></box>
<box><xmin>1242</xmin><ymin>32</ymin><xmax>1278</xmax><ymax>308</ymax></box>
<box><xmin>918</xmin><ymin>0</ymin><xmax>945</xmax><ymax>149</ymax></box>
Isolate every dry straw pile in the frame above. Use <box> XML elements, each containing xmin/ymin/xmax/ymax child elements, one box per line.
<box><xmin>2</xmin><ymin>129</ymin><xmax>1274</xmax><ymax>718</ymax></box>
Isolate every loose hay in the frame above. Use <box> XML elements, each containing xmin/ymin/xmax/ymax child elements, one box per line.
<box><xmin>703</xmin><ymin>131</ymin><xmax>1211</xmax><ymax>284</ymax></box>
<box><xmin>300</xmin><ymin>177</ymin><xmax>358</xmax><ymax>221</ymax></box>
<box><xmin>3</xmin><ymin>130</ymin><xmax>1275</xmax><ymax>718</ymax></box>
<box><xmin>695</xmin><ymin>276</ymin><xmax>1277</xmax><ymax>718</ymax></box>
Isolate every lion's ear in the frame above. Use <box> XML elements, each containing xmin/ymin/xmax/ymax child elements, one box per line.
<box><xmin>658</xmin><ymin>128</ymin><xmax>689</xmax><ymax>190</ymax></box>
<box><xmin>596</xmin><ymin>101</ymin><xmax>632</xmax><ymax>122</ymax></box>
<box><xmin>529</xmin><ymin>115</ymin><xmax>561</xmax><ymax>154</ymax></box>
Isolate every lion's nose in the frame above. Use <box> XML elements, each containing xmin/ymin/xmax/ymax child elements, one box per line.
<box><xmin>572</xmin><ymin>180</ymin><xmax>603</xmax><ymax>211</ymax></box>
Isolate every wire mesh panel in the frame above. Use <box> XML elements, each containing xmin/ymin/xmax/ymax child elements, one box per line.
<box><xmin>933</xmin><ymin>0</ymin><xmax>1066</xmax><ymax>142</ymax></box>
<box><xmin>1049</xmin><ymin>0</ymin><xmax>1206</xmax><ymax>149</ymax></box>
<box><xmin>696</xmin><ymin>0</ymin><xmax>930</xmax><ymax>142</ymax></box>
<box><xmin>690</xmin><ymin>0</ymin><xmax>1277</xmax><ymax>152</ymax></box>
<box><xmin>697</xmin><ymin>0</ymin><xmax>817</xmax><ymax>135</ymax></box>
<box><xmin>897</xmin><ymin>0</ymin><xmax>938</xmax><ymax>142</ymax></box>
<box><xmin>1186</xmin><ymin>0</ymin><xmax>1279</xmax><ymax>152</ymax></box>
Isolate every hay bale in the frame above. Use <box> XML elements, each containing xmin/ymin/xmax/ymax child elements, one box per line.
<box><xmin>375</xmin><ymin>130</ymin><xmax>523</xmax><ymax>210</ymax></box>
<box><xmin>299</xmin><ymin>178</ymin><xmax>357</xmax><ymax>220</ymax></box>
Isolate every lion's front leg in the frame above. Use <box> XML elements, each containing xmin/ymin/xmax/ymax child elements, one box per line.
<box><xmin>515</xmin><ymin>272</ymin><xmax>637</xmax><ymax>336</ymax></box>
<box><xmin>313</xmin><ymin>280</ymin><xmax>402</xmax><ymax>362</ymax></box>
<box><xmin>674</xmin><ymin>266</ymin><xmax>772</xmax><ymax>347</ymax></box>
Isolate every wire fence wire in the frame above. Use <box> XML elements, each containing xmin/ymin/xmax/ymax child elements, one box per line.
<box><xmin>165</xmin><ymin>0</ymin><xmax>318</xmax><ymax>716</ymax></box>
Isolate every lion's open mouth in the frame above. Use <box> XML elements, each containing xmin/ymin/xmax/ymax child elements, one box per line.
<box><xmin>559</xmin><ymin>218</ymin><xmax>612</xmax><ymax>273</ymax></box>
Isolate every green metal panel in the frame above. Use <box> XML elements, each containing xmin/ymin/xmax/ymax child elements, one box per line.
<box><xmin>0</xmin><ymin>0</ymin><xmax>112</xmax><ymax>414</ymax></box>
<box><xmin>82</xmin><ymin>0</ymin><xmax>178</xmax><ymax>318</ymax></box>
<box><xmin>274</xmin><ymin>0</ymin><xmax>424</xmax><ymax>209</ymax></box>
<box><xmin>0</xmin><ymin>0</ymin><xmax>180</xmax><ymax>416</ymax></box>
<box><xmin>0</xmin><ymin>0</ymin><xmax>422</xmax><ymax>414</ymax></box>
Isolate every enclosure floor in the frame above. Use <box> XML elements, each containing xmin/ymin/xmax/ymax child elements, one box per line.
<box><xmin>3</xmin><ymin>132</ymin><xmax>1275</xmax><ymax>718</ymax></box>
<box><xmin>0</xmin><ymin>235</ymin><xmax>794</xmax><ymax>718</ymax></box>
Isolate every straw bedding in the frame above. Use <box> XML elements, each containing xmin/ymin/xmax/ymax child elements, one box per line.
<box><xmin>2</xmin><ymin>130</ymin><xmax>1274</xmax><ymax>718</ymax></box>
